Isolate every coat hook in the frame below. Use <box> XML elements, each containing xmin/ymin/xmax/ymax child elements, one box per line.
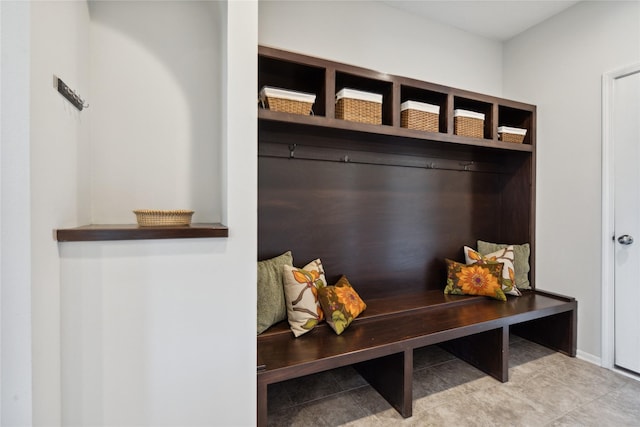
<box><xmin>426</xmin><ymin>162</ymin><xmax>435</xmax><ymax>169</ymax></box>
<box><xmin>289</xmin><ymin>144</ymin><xmax>297</xmax><ymax>159</ymax></box>
<box><xmin>343</xmin><ymin>155</ymin><xmax>350</xmax><ymax>163</ymax></box>
<box><xmin>460</xmin><ymin>161</ymin><xmax>474</xmax><ymax>171</ymax></box>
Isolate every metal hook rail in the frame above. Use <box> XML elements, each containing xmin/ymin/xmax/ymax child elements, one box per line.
<box><xmin>55</xmin><ymin>76</ymin><xmax>89</xmax><ymax>111</ymax></box>
<box><xmin>259</xmin><ymin>142</ymin><xmax>508</xmax><ymax>175</ymax></box>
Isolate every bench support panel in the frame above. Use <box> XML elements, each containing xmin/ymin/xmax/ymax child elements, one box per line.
<box><xmin>440</xmin><ymin>327</ymin><xmax>509</xmax><ymax>382</ymax></box>
<box><xmin>511</xmin><ymin>308</ymin><xmax>577</xmax><ymax>357</ymax></box>
<box><xmin>354</xmin><ymin>350</ymin><xmax>413</xmax><ymax>418</ymax></box>
<box><xmin>257</xmin><ymin>379</ymin><xmax>268</xmax><ymax>427</ymax></box>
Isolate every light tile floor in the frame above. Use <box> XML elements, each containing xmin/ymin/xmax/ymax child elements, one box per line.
<box><xmin>267</xmin><ymin>336</ymin><xmax>640</xmax><ymax>426</ymax></box>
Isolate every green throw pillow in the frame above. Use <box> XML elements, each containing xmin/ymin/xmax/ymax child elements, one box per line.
<box><xmin>257</xmin><ymin>251</ymin><xmax>293</xmax><ymax>335</ymax></box>
<box><xmin>477</xmin><ymin>240</ymin><xmax>530</xmax><ymax>290</ymax></box>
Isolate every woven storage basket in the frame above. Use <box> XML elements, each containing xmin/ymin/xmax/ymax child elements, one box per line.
<box><xmin>133</xmin><ymin>210</ymin><xmax>194</xmax><ymax>227</ymax></box>
<box><xmin>454</xmin><ymin>109</ymin><xmax>485</xmax><ymax>139</ymax></box>
<box><xmin>401</xmin><ymin>101</ymin><xmax>440</xmax><ymax>132</ymax></box>
<box><xmin>498</xmin><ymin>126</ymin><xmax>527</xmax><ymax>144</ymax></box>
<box><xmin>335</xmin><ymin>88</ymin><xmax>382</xmax><ymax>125</ymax></box>
<box><xmin>259</xmin><ymin>86</ymin><xmax>316</xmax><ymax>116</ymax></box>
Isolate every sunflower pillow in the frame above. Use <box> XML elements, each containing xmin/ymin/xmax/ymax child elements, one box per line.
<box><xmin>444</xmin><ymin>259</ymin><xmax>506</xmax><ymax>301</ymax></box>
<box><xmin>463</xmin><ymin>245</ymin><xmax>521</xmax><ymax>297</ymax></box>
<box><xmin>283</xmin><ymin>259</ymin><xmax>327</xmax><ymax>337</ymax></box>
<box><xmin>318</xmin><ymin>276</ymin><xmax>367</xmax><ymax>335</ymax></box>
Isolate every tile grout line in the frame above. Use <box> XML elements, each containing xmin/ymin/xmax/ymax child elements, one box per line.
<box><xmin>543</xmin><ymin>378</ymin><xmax>629</xmax><ymax>426</ymax></box>
<box><xmin>270</xmin><ymin>384</ymin><xmax>371</xmax><ymax>414</ymax></box>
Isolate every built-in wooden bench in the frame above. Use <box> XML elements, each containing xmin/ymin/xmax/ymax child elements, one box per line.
<box><xmin>256</xmin><ymin>46</ymin><xmax>578</xmax><ymax>427</ymax></box>
<box><xmin>257</xmin><ymin>289</ymin><xmax>576</xmax><ymax>426</ymax></box>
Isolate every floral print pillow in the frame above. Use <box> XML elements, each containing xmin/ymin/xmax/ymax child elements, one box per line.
<box><xmin>283</xmin><ymin>259</ymin><xmax>327</xmax><ymax>337</ymax></box>
<box><xmin>463</xmin><ymin>245</ymin><xmax>521</xmax><ymax>296</ymax></box>
<box><xmin>318</xmin><ymin>276</ymin><xmax>367</xmax><ymax>335</ymax></box>
<box><xmin>444</xmin><ymin>259</ymin><xmax>506</xmax><ymax>301</ymax></box>
<box><xmin>478</xmin><ymin>240</ymin><xmax>531</xmax><ymax>290</ymax></box>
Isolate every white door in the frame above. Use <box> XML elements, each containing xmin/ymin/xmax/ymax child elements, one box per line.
<box><xmin>613</xmin><ymin>69</ymin><xmax>640</xmax><ymax>375</ymax></box>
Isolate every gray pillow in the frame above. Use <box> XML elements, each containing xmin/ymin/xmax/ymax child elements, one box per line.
<box><xmin>477</xmin><ymin>240</ymin><xmax>531</xmax><ymax>290</ymax></box>
<box><xmin>257</xmin><ymin>251</ymin><xmax>293</xmax><ymax>334</ymax></box>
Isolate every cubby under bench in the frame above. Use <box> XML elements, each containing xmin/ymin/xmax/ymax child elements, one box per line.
<box><xmin>256</xmin><ymin>289</ymin><xmax>576</xmax><ymax>426</ymax></box>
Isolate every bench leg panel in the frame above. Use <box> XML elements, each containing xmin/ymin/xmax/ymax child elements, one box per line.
<box><xmin>257</xmin><ymin>378</ymin><xmax>267</xmax><ymax>427</ymax></box>
<box><xmin>440</xmin><ymin>327</ymin><xmax>509</xmax><ymax>382</ymax></box>
<box><xmin>511</xmin><ymin>308</ymin><xmax>577</xmax><ymax>357</ymax></box>
<box><xmin>354</xmin><ymin>350</ymin><xmax>413</xmax><ymax>418</ymax></box>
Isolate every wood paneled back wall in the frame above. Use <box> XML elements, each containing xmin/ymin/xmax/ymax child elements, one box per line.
<box><xmin>258</xmin><ymin>127</ymin><xmax>532</xmax><ymax>299</ymax></box>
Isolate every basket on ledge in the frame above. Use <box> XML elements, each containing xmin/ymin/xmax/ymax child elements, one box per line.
<box><xmin>454</xmin><ymin>109</ymin><xmax>485</xmax><ymax>139</ymax></box>
<box><xmin>401</xmin><ymin>101</ymin><xmax>440</xmax><ymax>132</ymax></box>
<box><xmin>133</xmin><ymin>210</ymin><xmax>194</xmax><ymax>227</ymax></box>
<box><xmin>498</xmin><ymin>126</ymin><xmax>527</xmax><ymax>144</ymax></box>
<box><xmin>259</xmin><ymin>86</ymin><xmax>316</xmax><ymax>116</ymax></box>
<box><xmin>335</xmin><ymin>88</ymin><xmax>383</xmax><ymax>125</ymax></box>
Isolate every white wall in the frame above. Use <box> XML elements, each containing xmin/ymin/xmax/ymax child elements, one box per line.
<box><xmin>503</xmin><ymin>1</ymin><xmax>640</xmax><ymax>360</ymax></box>
<box><xmin>89</xmin><ymin>1</ymin><xmax>221</xmax><ymax>224</ymax></box>
<box><xmin>1</xmin><ymin>2</ymin><xmax>33</xmax><ymax>425</ymax></box>
<box><xmin>29</xmin><ymin>1</ymin><xmax>91</xmax><ymax>425</ymax></box>
<box><xmin>59</xmin><ymin>1</ymin><xmax>257</xmax><ymax>426</ymax></box>
<box><xmin>13</xmin><ymin>0</ymin><xmax>635</xmax><ymax>424</ymax></box>
<box><xmin>258</xmin><ymin>0</ymin><xmax>503</xmax><ymax>96</ymax></box>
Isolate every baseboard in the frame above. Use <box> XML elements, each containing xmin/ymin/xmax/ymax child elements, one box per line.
<box><xmin>613</xmin><ymin>367</ymin><xmax>640</xmax><ymax>381</ymax></box>
<box><xmin>577</xmin><ymin>350</ymin><xmax>640</xmax><ymax>381</ymax></box>
<box><xmin>576</xmin><ymin>350</ymin><xmax>601</xmax><ymax>366</ymax></box>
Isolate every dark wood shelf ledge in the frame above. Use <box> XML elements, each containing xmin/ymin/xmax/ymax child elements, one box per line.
<box><xmin>56</xmin><ymin>223</ymin><xmax>228</xmax><ymax>242</ymax></box>
<box><xmin>258</xmin><ymin>109</ymin><xmax>533</xmax><ymax>153</ymax></box>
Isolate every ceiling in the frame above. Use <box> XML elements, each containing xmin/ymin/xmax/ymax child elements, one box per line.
<box><xmin>381</xmin><ymin>1</ymin><xmax>581</xmax><ymax>41</ymax></box>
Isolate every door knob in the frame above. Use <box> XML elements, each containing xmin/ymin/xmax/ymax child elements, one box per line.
<box><xmin>618</xmin><ymin>234</ymin><xmax>634</xmax><ymax>245</ymax></box>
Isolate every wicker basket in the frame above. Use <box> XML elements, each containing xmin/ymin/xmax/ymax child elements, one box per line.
<box><xmin>335</xmin><ymin>88</ymin><xmax>382</xmax><ymax>125</ymax></box>
<box><xmin>401</xmin><ymin>101</ymin><xmax>440</xmax><ymax>132</ymax></box>
<box><xmin>259</xmin><ymin>86</ymin><xmax>316</xmax><ymax>116</ymax></box>
<box><xmin>498</xmin><ymin>126</ymin><xmax>527</xmax><ymax>144</ymax></box>
<box><xmin>133</xmin><ymin>210</ymin><xmax>194</xmax><ymax>227</ymax></box>
<box><xmin>454</xmin><ymin>109</ymin><xmax>485</xmax><ymax>139</ymax></box>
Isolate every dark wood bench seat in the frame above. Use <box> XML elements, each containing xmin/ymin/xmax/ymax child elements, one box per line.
<box><xmin>257</xmin><ymin>289</ymin><xmax>576</xmax><ymax>426</ymax></box>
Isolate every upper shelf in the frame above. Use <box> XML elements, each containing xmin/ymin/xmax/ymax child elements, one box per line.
<box><xmin>56</xmin><ymin>223</ymin><xmax>228</xmax><ymax>242</ymax></box>
<box><xmin>258</xmin><ymin>45</ymin><xmax>536</xmax><ymax>153</ymax></box>
<box><xmin>258</xmin><ymin>108</ymin><xmax>532</xmax><ymax>153</ymax></box>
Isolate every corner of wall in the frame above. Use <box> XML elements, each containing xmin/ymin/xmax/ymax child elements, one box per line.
<box><xmin>1</xmin><ymin>1</ymin><xmax>34</xmax><ymax>425</ymax></box>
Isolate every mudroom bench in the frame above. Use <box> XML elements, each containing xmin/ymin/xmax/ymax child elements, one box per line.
<box><xmin>256</xmin><ymin>46</ymin><xmax>577</xmax><ymax>427</ymax></box>
<box><xmin>257</xmin><ymin>289</ymin><xmax>576</xmax><ymax>426</ymax></box>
